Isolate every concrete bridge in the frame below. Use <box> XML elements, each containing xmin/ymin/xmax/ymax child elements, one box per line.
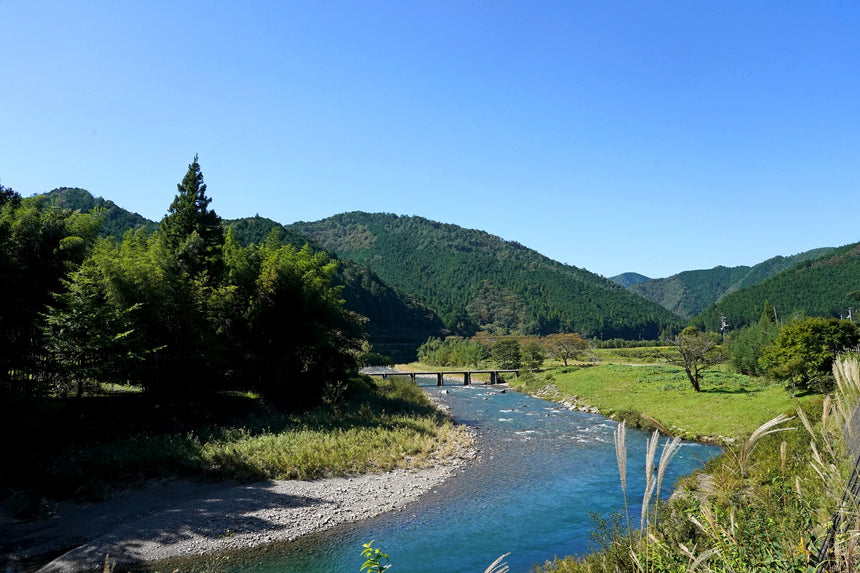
<box><xmin>364</xmin><ymin>369</ymin><xmax>519</xmax><ymax>386</ymax></box>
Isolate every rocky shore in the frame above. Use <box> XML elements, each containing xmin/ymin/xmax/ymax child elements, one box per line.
<box><xmin>1</xmin><ymin>387</ymin><xmax>478</xmax><ymax>573</ymax></box>
<box><xmin>3</xmin><ymin>460</ymin><xmax>474</xmax><ymax>573</ymax></box>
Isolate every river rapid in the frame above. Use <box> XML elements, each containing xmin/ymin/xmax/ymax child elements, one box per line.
<box><xmin>164</xmin><ymin>377</ymin><xmax>719</xmax><ymax>572</ymax></box>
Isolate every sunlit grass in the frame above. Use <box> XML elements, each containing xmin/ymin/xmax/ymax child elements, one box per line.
<box><xmin>3</xmin><ymin>377</ymin><xmax>471</xmax><ymax>505</ymax></box>
<box><xmin>514</xmin><ymin>364</ymin><xmax>811</xmax><ymax>441</ymax></box>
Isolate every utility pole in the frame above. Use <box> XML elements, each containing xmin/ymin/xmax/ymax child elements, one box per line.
<box><xmin>720</xmin><ymin>315</ymin><xmax>728</xmax><ymax>342</ymax></box>
<box><xmin>849</xmin><ymin>307</ymin><xmax>855</xmax><ymax>322</ymax></box>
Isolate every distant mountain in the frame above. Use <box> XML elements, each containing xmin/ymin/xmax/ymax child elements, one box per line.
<box><xmin>629</xmin><ymin>248</ymin><xmax>836</xmax><ymax>319</ymax></box>
<box><xmin>43</xmin><ymin>187</ymin><xmax>157</xmax><ymax>237</ymax></box>
<box><xmin>224</xmin><ymin>215</ymin><xmax>320</xmax><ymax>250</ymax></box>
<box><xmin>692</xmin><ymin>243</ymin><xmax>860</xmax><ymax>331</ymax></box>
<box><xmin>289</xmin><ymin>212</ymin><xmax>683</xmax><ymax>339</ymax></box>
<box><xmin>610</xmin><ymin>272</ymin><xmax>651</xmax><ymax>288</ymax></box>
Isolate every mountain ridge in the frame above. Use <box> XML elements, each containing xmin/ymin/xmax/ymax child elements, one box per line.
<box><xmin>693</xmin><ymin>242</ymin><xmax>860</xmax><ymax>332</ymax></box>
<box><xmin>626</xmin><ymin>247</ymin><xmax>837</xmax><ymax>319</ymax></box>
<box><xmin>289</xmin><ymin>211</ymin><xmax>683</xmax><ymax>339</ymax></box>
<box><xmin>38</xmin><ymin>187</ymin><xmax>856</xmax><ymax>345</ymax></box>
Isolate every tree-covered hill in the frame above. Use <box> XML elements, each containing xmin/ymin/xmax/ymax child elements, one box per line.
<box><xmin>36</xmin><ymin>190</ymin><xmax>444</xmax><ymax>360</ymax></box>
<box><xmin>43</xmin><ymin>187</ymin><xmax>158</xmax><ymax>237</ymax></box>
<box><xmin>692</xmin><ymin>242</ymin><xmax>860</xmax><ymax>332</ymax></box>
<box><xmin>629</xmin><ymin>247</ymin><xmax>836</xmax><ymax>319</ymax></box>
<box><xmin>289</xmin><ymin>212</ymin><xmax>684</xmax><ymax>339</ymax></box>
<box><xmin>224</xmin><ymin>216</ymin><xmax>444</xmax><ymax>360</ymax></box>
<box><xmin>223</xmin><ymin>215</ymin><xmax>315</xmax><ymax>249</ymax></box>
<box><xmin>609</xmin><ymin>272</ymin><xmax>651</xmax><ymax>288</ymax></box>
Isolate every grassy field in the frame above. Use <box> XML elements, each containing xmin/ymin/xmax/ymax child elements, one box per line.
<box><xmin>404</xmin><ymin>347</ymin><xmax>808</xmax><ymax>441</ymax></box>
<box><xmin>512</xmin><ymin>364</ymin><xmax>811</xmax><ymax>441</ymax></box>
<box><xmin>0</xmin><ymin>377</ymin><xmax>469</xmax><ymax>516</ymax></box>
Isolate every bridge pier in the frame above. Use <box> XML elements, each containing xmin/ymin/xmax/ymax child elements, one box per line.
<box><xmin>489</xmin><ymin>371</ymin><xmax>497</xmax><ymax>385</ymax></box>
<box><xmin>437</xmin><ymin>373</ymin><xmax>444</xmax><ymax>386</ymax></box>
<box><xmin>410</xmin><ymin>373</ymin><xmax>416</xmax><ymax>382</ymax></box>
<box><xmin>464</xmin><ymin>372</ymin><xmax>471</xmax><ymax>385</ymax></box>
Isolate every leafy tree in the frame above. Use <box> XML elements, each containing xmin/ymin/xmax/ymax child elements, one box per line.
<box><xmin>759</xmin><ymin>317</ymin><xmax>860</xmax><ymax>395</ymax></box>
<box><xmin>492</xmin><ymin>339</ymin><xmax>522</xmax><ymax>369</ymax></box>
<box><xmin>659</xmin><ymin>326</ymin><xmax>724</xmax><ymax>392</ymax></box>
<box><xmin>0</xmin><ymin>193</ymin><xmax>101</xmax><ymax>394</ymax></box>
<box><xmin>242</xmin><ymin>240</ymin><xmax>364</xmax><ymax>406</ymax></box>
<box><xmin>0</xmin><ymin>183</ymin><xmax>21</xmax><ymax>208</ymax></box>
<box><xmin>41</xmin><ymin>243</ymin><xmax>139</xmax><ymax>397</ymax></box>
<box><xmin>85</xmin><ymin>229</ymin><xmax>220</xmax><ymax>395</ymax></box>
<box><xmin>417</xmin><ymin>336</ymin><xmax>486</xmax><ymax>367</ymax></box>
<box><xmin>727</xmin><ymin>308</ymin><xmax>780</xmax><ymax>376</ymax></box>
<box><xmin>545</xmin><ymin>333</ymin><xmax>589</xmax><ymax>366</ymax></box>
<box><xmin>521</xmin><ymin>341</ymin><xmax>545</xmax><ymax>371</ymax></box>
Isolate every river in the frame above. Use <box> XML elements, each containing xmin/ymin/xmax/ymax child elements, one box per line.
<box><xmin>164</xmin><ymin>376</ymin><xmax>719</xmax><ymax>572</ymax></box>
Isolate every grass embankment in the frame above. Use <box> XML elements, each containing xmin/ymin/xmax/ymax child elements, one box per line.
<box><xmin>1</xmin><ymin>377</ymin><xmax>469</xmax><ymax>517</ymax></box>
<box><xmin>513</xmin><ymin>358</ymin><xmax>856</xmax><ymax>571</ymax></box>
<box><xmin>515</xmin><ymin>363</ymin><xmax>811</xmax><ymax>442</ymax></box>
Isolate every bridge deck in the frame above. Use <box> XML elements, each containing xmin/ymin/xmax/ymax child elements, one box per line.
<box><xmin>364</xmin><ymin>369</ymin><xmax>519</xmax><ymax>386</ymax></box>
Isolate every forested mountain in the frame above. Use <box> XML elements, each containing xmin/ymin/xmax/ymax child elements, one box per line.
<box><xmin>224</xmin><ymin>215</ymin><xmax>314</xmax><ymax>249</ymax></box>
<box><xmin>289</xmin><ymin>212</ymin><xmax>683</xmax><ymax>339</ymax></box>
<box><xmin>629</xmin><ymin>248</ymin><xmax>836</xmax><ymax>319</ymax></box>
<box><xmin>224</xmin><ymin>216</ymin><xmax>444</xmax><ymax>360</ymax></box>
<box><xmin>34</xmin><ymin>191</ymin><xmax>444</xmax><ymax>360</ymax></box>
<box><xmin>692</xmin><ymin>243</ymin><xmax>860</xmax><ymax>332</ymax></box>
<box><xmin>43</xmin><ymin>187</ymin><xmax>158</xmax><ymax>237</ymax></box>
<box><xmin>610</xmin><ymin>272</ymin><xmax>651</xmax><ymax>288</ymax></box>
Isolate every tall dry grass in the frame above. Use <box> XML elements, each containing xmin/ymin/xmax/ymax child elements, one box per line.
<box><xmin>540</xmin><ymin>355</ymin><xmax>860</xmax><ymax>572</ymax></box>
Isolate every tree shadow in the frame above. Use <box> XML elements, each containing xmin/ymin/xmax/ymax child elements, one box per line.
<box><xmin>699</xmin><ymin>386</ymin><xmax>752</xmax><ymax>395</ymax></box>
<box><xmin>34</xmin><ymin>482</ymin><xmax>332</xmax><ymax>572</ymax></box>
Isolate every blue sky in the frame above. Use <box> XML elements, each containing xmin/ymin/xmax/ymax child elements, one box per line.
<box><xmin>2</xmin><ymin>1</ymin><xmax>858</xmax><ymax>278</ymax></box>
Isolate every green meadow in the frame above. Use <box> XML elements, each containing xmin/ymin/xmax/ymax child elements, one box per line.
<box><xmin>522</xmin><ymin>363</ymin><xmax>808</xmax><ymax>441</ymax></box>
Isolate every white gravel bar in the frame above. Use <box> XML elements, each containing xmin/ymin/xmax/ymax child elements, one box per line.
<box><xmin>20</xmin><ymin>464</ymin><xmax>465</xmax><ymax>572</ymax></box>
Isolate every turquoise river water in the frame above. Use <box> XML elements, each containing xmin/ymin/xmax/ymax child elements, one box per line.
<box><xmin>164</xmin><ymin>377</ymin><xmax>719</xmax><ymax>572</ymax></box>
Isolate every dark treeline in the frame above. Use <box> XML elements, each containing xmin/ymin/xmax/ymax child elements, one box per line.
<box><xmin>0</xmin><ymin>157</ymin><xmax>364</xmax><ymax>408</ymax></box>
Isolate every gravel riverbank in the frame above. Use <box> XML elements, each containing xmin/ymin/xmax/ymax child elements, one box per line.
<box><xmin>3</xmin><ymin>460</ymin><xmax>474</xmax><ymax>573</ymax></box>
<box><xmin>1</xmin><ymin>383</ymin><xmax>478</xmax><ymax>573</ymax></box>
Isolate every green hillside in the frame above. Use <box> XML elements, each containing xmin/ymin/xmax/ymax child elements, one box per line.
<box><xmin>630</xmin><ymin>248</ymin><xmax>836</xmax><ymax>319</ymax></box>
<box><xmin>224</xmin><ymin>216</ymin><xmax>444</xmax><ymax>360</ymax></box>
<box><xmin>693</xmin><ymin>243</ymin><xmax>860</xmax><ymax>331</ymax></box>
<box><xmin>609</xmin><ymin>272</ymin><xmax>651</xmax><ymax>288</ymax></box>
<box><xmin>43</xmin><ymin>187</ymin><xmax>157</xmax><ymax>237</ymax></box>
<box><xmin>289</xmin><ymin>212</ymin><xmax>683</xmax><ymax>339</ymax></box>
<box><xmin>38</xmin><ymin>190</ymin><xmax>443</xmax><ymax>360</ymax></box>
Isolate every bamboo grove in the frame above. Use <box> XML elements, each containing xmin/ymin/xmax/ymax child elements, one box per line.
<box><xmin>0</xmin><ymin>157</ymin><xmax>364</xmax><ymax>408</ymax></box>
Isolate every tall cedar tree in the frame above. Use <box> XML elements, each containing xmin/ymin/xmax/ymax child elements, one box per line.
<box><xmin>160</xmin><ymin>155</ymin><xmax>224</xmax><ymax>280</ymax></box>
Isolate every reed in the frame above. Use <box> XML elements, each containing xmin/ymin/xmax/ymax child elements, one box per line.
<box><xmin>539</xmin><ymin>357</ymin><xmax>860</xmax><ymax>572</ymax></box>
<box><xmin>613</xmin><ymin>421</ymin><xmax>631</xmax><ymax>540</ymax></box>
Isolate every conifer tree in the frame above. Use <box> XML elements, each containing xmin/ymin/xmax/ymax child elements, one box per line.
<box><xmin>160</xmin><ymin>154</ymin><xmax>224</xmax><ymax>280</ymax></box>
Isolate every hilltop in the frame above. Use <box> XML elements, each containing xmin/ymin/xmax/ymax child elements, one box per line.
<box><xmin>289</xmin><ymin>212</ymin><xmax>683</xmax><ymax>339</ymax></box>
<box><xmin>609</xmin><ymin>272</ymin><xmax>651</xmax><ymax>288</ymax></box>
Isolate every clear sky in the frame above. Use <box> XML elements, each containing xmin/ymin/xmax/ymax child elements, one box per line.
<box><xmin>2</xmin><ymin>1</ymin><xmax>858</xmax><ymax>278</ymax></box>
